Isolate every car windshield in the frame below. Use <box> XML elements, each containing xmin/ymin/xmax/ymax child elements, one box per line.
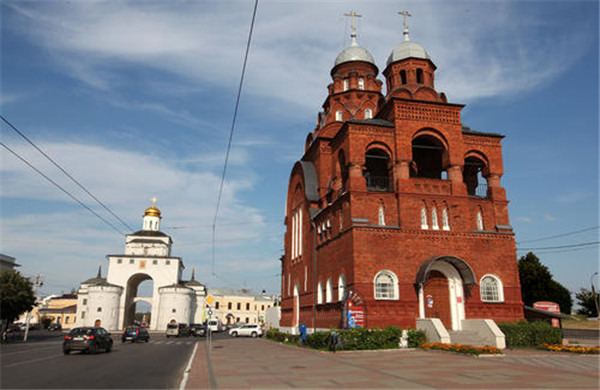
<box><xmin>167</xmin><ymin>324</ymin><xmax>178</xmax><ymax>329</ymax></box>
<box><xmin>70</xmin><ymin>328</ymin><xmax>94</xmax><ymax>336</ymax></box>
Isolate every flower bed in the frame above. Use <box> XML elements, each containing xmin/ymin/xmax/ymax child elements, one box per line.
<box><xmin>538</xmin><ymin>343</ymin><xmax>599</xmax><ymax>354</ymax></box>
<box><xmin>421</xmin><ymin>342</ymin><xmax>502</xmax><ymax>356</ymax></box>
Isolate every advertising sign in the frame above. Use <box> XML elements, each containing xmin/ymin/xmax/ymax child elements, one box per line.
<box><xmin>533</xmin><ymin>301</ymin><xmax>561</xmax><ymax>328</ymax></box>
<box><xmin>346</xmin><ymin>290</ymin><xmax>366</xmax><ymax>328</ymax></box>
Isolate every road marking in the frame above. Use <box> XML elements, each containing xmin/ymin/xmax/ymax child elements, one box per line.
<box><xmin>154</xmin><ymin>341</ymin><xmax>163</xmax><ymax>344</ymax></box>
<box><xmin>4</xmin><ymin>354</ymin><xmax>62</xmax><ymax>368</ymax></box>
<box><xmin>186</xmin><ymin>341</ymin><xmax>193</xmax><ymax>345</ymax></box>
<box><xmin>178</xmin><ymin>341</ymin><xmax>198</xmax><ymax>390</ymax></box>
<box><xmin>166</xmin><ymin>341</ymin><xmax>174</xmax><ymax>345</ymax></box>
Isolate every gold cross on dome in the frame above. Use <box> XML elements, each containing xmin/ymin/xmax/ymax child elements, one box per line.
<box><xmin>151</xmin><ymin>196</ymin><xmax>157</xmax><ymax>205</ymax></box>
<box><xmin>399</xmin><ymin>10</ymin><xmax>412</xmax><ymax>31</ymax></box>
<box><xmin>344</xmin><ymin>10</ymin><xmax>362</xmax><ymax>37</ymax></box>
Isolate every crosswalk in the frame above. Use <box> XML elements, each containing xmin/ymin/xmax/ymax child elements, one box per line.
<box><xmin>147</xmin><ymin>339</ymin><xmax>197</xmax><ymax>346</ymax></box>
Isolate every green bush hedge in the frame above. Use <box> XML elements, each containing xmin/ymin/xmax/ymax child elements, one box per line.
<box><xmin>498</xmin><ymin>321</ymin><xmax>562</xmax><ymax>347</ymax></box>
<box><xmin>267</xmin><ymin>327</ymin><xmax>427</xmax><ymax>351</ymax></box>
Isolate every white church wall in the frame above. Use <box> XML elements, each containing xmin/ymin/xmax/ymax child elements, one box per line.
<box><xmin>157</xmin><ymin>287</ymin><xmax>193</xmax><ymax>329</ymax></box>
<box><xmin>87</xmin><ymin>285</ymin><xmax>122</xmax><ymax>331</ymax></box>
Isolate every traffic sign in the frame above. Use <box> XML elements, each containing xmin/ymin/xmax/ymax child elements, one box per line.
<box><xmin>205</xmin><ymin>295</ymin><xmax>214</xmax><ymax>306</ymax></box>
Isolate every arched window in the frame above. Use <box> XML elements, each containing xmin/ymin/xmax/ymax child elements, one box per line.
<box><xmin>338</xmin><ymin>150</ymin><xmax>348</xmax><ymax>192</ymax></box>
<box><xmin>400</xmin><ymin>70</ymin><xmax>407</xmax><ymax>85</ymax></box>
<box><xmin>335</xmin><ymin>110</ymin><xmax>343</xmax><ymax>121</ymax></box>
<box><xmin>326</xmin><ymin>278</ymin><xmax>333</xmax><ymax>303</ymax></box>
<box><xmin>358</xmin><ymin>77</ymin><xmax>364</xmax><ymax>90</ymax></box>
<box><xmin>364</xmin><ymin>148</ymin><xmax>392</xmax><ymax>191</ymax></box>
<box><xmin>411</xmin><ymin>135</ymin><xmax>446</xmax><ymax>179</ymax></box>
<box><xmin>464</xmin><ymin>156</ymin><xmax>488</xmax><ymax>197</ymax></box>
<box><xmin>421</xmin><ymin>205</ymin><xmax>429</xmax><ymax>229</ymax></box>
<box><xmin>374</xmin><ymin>270</ymin><xmax>399</xmax><ymax>300</ymax></box>
<box><xmin>378</xmin><ymin>205</ymin><xmax>385</xmax><ymax>226</ymax></box>
<box><xmin>343</xmin><ymin>79</ymin><xmax>349</xmax><ymax>91</ymax></box>
<box><xmin>317</xmin><ymin>281</ymin><xmax>323</xmax><ymax>304</ymax></box>
<box><xmin>480</xmin><ymin>274</ymin><xmax>504</xmax><ymax>302</ymax></box>
<box><xmin>442</xmin><ymin>207</ymin><xmax>450</xmax><ymax>231</ymax></box>
<box><xmin>416</xmin><ymin>68</ymin><xmax>423</xmax><ymax>83</ymax></box>
<box><xmin>476</xmin><ymin>208</ymin><xmax>484</xmax><ymax>230</ymax></box>
<box><xmin>431</xmin><ymin>208</ymin><xmax>439</xmax><ymax>230</ymax></box>
<box><xmin>364</xmin><ymin>108</ymin><xmax>373</xmax><ymax>119</ymax></box>
<box><xmin>338</xmin><ymin>274</ymin><xmax>346</xmax><ymax>301</ymax></box>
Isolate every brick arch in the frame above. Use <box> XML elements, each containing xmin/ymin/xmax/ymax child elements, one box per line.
<box><xmin>365</xmin><ymin>141</ymin><xmax>393</xmax><ymax>157</ymax></box>
<box><xmin>413</xmin><ymin>86</ymin><xmax>442</xmax><ymax>102</ymax></box>
<box><xmin>411</xmin><ymin>127</ymin><xmax>449</xmax><ymax>151</ymax></box>
<box><xmin>464</xmin><ymin>150</ymin><xmax>490</xmax><ymax>176</ymax></box>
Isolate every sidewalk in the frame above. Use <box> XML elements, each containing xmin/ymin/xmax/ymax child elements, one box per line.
<box><xmin>186</xmin><ymin>337</ymin><xmax>599</xmax><ymax>389</ymax></box>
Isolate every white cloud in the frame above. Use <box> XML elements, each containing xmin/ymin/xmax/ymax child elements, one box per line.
<box><xmin>6</xmin><ymin>1</ymin><xmax>594</xmax><ymax>112</ymax></box>
<box><xmin>517</xmin><ymin>217</ymin><xmax>533</xmax><ymax>223</ymax></box>
<box><xmin>544</xmin><ymin>215</ymin><xmax>556</xmax><ymax>222</ymax></box>
<box><xmin>555</xmin><ymin>192</ymin><xmax>594</xmax><ymax>203</ymax></box>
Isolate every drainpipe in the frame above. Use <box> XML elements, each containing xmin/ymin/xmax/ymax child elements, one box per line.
<box><xmin>311</xmin><ymin>219</ymin><xmax>317</xmax><ymax>334</ymax></box>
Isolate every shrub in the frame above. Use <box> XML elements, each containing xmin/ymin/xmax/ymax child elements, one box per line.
<box><xmin>338</xmin><ymin>326</ymin><xmax>403</xmax><ymax>350</ymax></box>
<box><xmin>305</xmin><ymin>331</ymin><xmax>329</xmax><ymax>350</ymax></box>
<box><xmin>406</xmin><ymin>328</ymin><xmax>427</xmax><ymax>348</ymax></box>
<box><xmin>498</xmin><ymin>321</ymin><xmax>562</xmax><ymax>348</ymax></box>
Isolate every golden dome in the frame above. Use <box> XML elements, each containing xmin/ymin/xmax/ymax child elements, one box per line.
<box><xmin>145</xmin><ymin>206</ymin><xmax>161</xmax><ymax>217</ymax></box>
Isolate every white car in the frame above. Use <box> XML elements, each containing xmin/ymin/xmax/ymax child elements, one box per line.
<box><xmin>228</xmin><ymin>324</ymin><xmax>263</xmax><ymax>338</ymax></box>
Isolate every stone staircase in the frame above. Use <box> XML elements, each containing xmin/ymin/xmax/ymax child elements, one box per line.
<box><xmin>448</xmin><ymin>330</ymin><xmax>489</xmax><ymax>347</ymax></box>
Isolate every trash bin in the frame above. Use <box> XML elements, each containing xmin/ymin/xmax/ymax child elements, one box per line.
<box><xmin>299</xmin><ymin>323</ymin><xmax>307</xmax><ymax>343</ymax></box>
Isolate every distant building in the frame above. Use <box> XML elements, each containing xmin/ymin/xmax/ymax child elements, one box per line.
<box><xmin>37</xmin><ymin>294</ymin><xmax>78</xmax><ymax>329</ymax></box>
<box><xmin>0</xmin><ymin>254</ymin><xmax>20</xmax><ymax>271</ymax></box>
<box><xmin>208</xmin><ymin>288</ymin><xmax>276</xmax><ymax>326</ymax></box>
<box><xmin>74</xmin><ymin>202</ymin><xmax>206</xmax><ymax>331</ymax></box>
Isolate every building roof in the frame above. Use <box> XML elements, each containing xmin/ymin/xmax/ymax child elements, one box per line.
<box><xmin>333</xmin><ymin>21</ymin><xmax>376</xmax><ymax>69</ymax></box>
<box><xmin>462</xmin><ymin>125</ymin><xmax>505</xmax><ymax>138</ymax></box>
<box><xmin>39</xmin><ymin>304</ymin><xmax>77</xmax><ymax>314</ymax></box>
<box><xmin>348</xmin><ymin>118</ymin><xmax>395</xmax><ymax>127</ymax></box>
<box><xmin>387</xmin><ymin>40</ymin><xmax>431</xmax><ymax>66</ymax></box>
<box><xmin>129</xmin><ymin>230</ymin><xmax>169</xmax><ymax>237</ymax></box>
<box><xmin>208</xmin><ymin>287</ymin><xmax>273</xmax><ymax>301</ymax></box>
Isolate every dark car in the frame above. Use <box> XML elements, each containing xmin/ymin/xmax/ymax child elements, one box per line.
<box><xmin>63</xmin><ymin>327</ymin><xmax>113</xmax><ymax>355</ymax></box>
<box><xmin>48</xmin><ymin>323</ymin><xmax>62</xmax><ymax>331</ymax></box>
<box><xmin>190</xmin><ymin>323</ymin><xmax>206</xmax><ymax>337</ymax></box>
<box><xmin>122</xmin><ymin>325</ymin><xmax>150</xmax><ymax>343</ymax></box>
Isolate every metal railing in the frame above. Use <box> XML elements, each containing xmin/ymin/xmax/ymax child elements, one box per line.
<box><xmin>468</xmin><ymin>183</ymin><xmax>488</xmax><ymax>198</ymax></box>
<box><xmin>366</xmin><ymin>175</ymin><xmax>392</xmax><ymax>192</ymax></box>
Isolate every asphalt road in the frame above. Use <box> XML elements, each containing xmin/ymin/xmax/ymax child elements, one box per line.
<box><xmin>0</xmin><ymin>330</ymin><xmax>212</xmax><ymax>389</ymax></box>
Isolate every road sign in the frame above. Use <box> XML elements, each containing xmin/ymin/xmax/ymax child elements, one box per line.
<box><xmin>205</xmin><ymin>295</ymin><xmax>214</xmax><ymax>306</ymax></box>
<box><xmin>207</xmin><ymin>309</ymin><xmax>213</xmax><ymax>316</ymax></box>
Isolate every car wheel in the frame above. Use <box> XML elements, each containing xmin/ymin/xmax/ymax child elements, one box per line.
<box><xmin>231</xmin><ymin>331</ymin><xmax>238</xmax><ymax>337</ymax></box>
<box><xmin>89</xmin><ymin>343</ymin><xmax>98</xmax><ymax>354</ymax></box>
<box><xmin>106</xmin><ymin>341</ymin><xmax>113</xmax><ymax>353</ymax></box>
<box><xmin>63</xmin><ymin>349</ymin><xmax>70</xmax><ymax>355</ymax></box>
<box><xmin>251</xmin><ymin>332</ymin><xmax>258</xmax><ymax>338</ymax></box>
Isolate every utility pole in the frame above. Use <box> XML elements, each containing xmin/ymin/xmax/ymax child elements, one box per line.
<box><xmin>591</xmin><ymin>272</ymin><xmax>599</xmax><ymax>318</ymax></box>
<box><xmin>23</xmin><ymin>274</ymin><xmax>43</xmax><ymax>342</ymax></box>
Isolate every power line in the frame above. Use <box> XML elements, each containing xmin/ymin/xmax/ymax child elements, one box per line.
<box><xmin>516</xmin><ymin>226</ymin><xmax>599</xmax><ymax>244</ymax></box>
<box><xmin>516</xmin><ymin>241</ymin><xmax>599</xmax><ymax>251</ymax></box>
<box><xmin>212</xmin><ymin>0</ymin><xmax>259</xmax><ymax>276</ymax></box>
<box><xmin>1</xmin><ymin>141</ymin><xmax>125</xmax><ymax>236</ymax></box>
<box><xmin>1</xmin><ymin>114</ymin><xmax>134</xmax><ymax>232</ymax></box>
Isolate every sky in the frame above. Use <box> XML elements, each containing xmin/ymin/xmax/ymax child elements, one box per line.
<box><xmin>1</xmin><ymin>1</ymin><xmax>598</xmax><ymax>303</ymax></box>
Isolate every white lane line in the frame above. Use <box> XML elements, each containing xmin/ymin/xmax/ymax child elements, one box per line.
<box><xmin>166</xmin><ymin>341</ymin><xmax>174</xmax><ymax>345</ymax></box>
<box><xmin>178</xmin><ymin>341</ymin><xmax>198</xmax><ymax>390</ymax></box>
<box><xmin>186</xmin><ymin>341</ymin><xmax>193</xmax><ymax>345</ymax></box>
<box><xmin>4</xmin><ymin>354</ymin><xmax>62</xmax><ymax>368</ymax></box>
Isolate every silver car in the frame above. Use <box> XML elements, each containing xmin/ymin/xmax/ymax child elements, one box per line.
<box><xmin>228</xmin><ymin>324</ymin><xmax>263</xmax><ymax>338</ymax></box>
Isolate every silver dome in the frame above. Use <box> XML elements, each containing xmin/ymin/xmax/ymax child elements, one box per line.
<box><xmin>386</xmin><ymin>40</ymin><xmax>430</xmax><ymax>66</ymax></box>
<box><xmin>334</xmin><ymin>40</ymin><xmax>376</xmax><ymax>67</ymax></box>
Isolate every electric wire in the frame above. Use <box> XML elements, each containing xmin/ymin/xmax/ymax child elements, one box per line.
<box><xmin>1</xmin><ymin>141</ymin><xmax>125</xmax><ymax>236</ymax></box>
<box><xmin>211</xmin><ymin>0</ymin><xmax>259</xmax><ymax>276</ymax></box>
<box><xmin>516</xmin><ymin>226</ymin><xmax>599</xmax><ymax>244</ymax></box>
<box><xmin>516</xmin><ymin>241</ymin><xmax>599</xmax><ymax>251</ymax></box>
<box><xmin>1</xmin><ymin>114</ymin><xmax>134</xmax><ymax>232</ymax></box>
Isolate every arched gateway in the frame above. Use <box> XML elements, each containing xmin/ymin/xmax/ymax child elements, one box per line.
<box><xmin>74</xmin><ymin>201</ymin><xmax>206</xmax><ymax>331</ymax></box>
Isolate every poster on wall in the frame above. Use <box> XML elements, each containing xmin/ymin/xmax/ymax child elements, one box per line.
<box><xmin>346</xmin><ymin>289</ymin><xmax>366</xmax><ymax>328</ymax></box>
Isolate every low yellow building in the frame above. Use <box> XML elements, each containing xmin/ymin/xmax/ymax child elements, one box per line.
<box><xmin>37</xmin><ymin>293</ymin><xmax>78</xmax><ymax>329</ymax></box>
<box><xmin>208</xmin><ymin>288</ymin><xmax>276</xmax><ymax>326</ymax></box>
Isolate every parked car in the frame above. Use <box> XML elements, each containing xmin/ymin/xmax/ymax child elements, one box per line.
<box><xmin>121</xmin><ymin>325</ymin><xmax>150</xmax><ymax>343</ymax></box>
<box><xmin>166</xmin><ymin>323</ymin><xmax>190</xmax><ymax>337</ymax></box>
<box><xmin>228</xmin><ymin>324</ymin><xmax>264</xmax><ymax>338</ymax></box>
<box><xmin>48</xmin><ymin>324</ymin><xmax>62</xmax><ymax>331</ymax></box>
<box><xmin>190</xmin><ymin>323</ymin><xmax>206</xmax><ymax>337</ymax></box>
<box><xmin>63</xmin><ymin>327</ymin><xmax>113</xmax><ymax>355</ymax></box>
<box><xmin>206</xmin><ymin>319</ymin><xmax>224</xmax><ymax>333</ymax></box>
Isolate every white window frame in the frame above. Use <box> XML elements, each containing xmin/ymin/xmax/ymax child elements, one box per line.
<box><xmin>335</xmin><ymin>110</ymin><xmax>343</xmax><ymax>121</ymax></box>
<box><xmin>378</xmin><ymin>205</ymin><xmax>385</xmax><ymax>226</ymax></box>
<box><xmin>343</xmin><ymin>79</ymin><xmax>349</xmax><ymax>91</ymax></box>
<box><xmin>326</xmin><ymin>278</ymin><xmax>333</xmax><ymax>303</ymax></box>
<box><xmin>421</xmin><ymin>207</ymin><xmax>429</xmax><ymax>229</ymax></box>
<box><xmin>317</xmin><ymin>281</ymin><xmax>323</xmax><ymax>304</ymax></box>
<box><xmin>476</xmin><ymin>210</ymin><xmax>484</xmax><ymax>230</ymax></box>
<box><xmin>373</xmin><ymin>270</ymin><xmax>399</xmax><ymax>300</ymax></box>
<box><xmin>364</xmin><ymin>108</ymin><xmax>373</xmax><ymax>119</ymax></box>
<box><xmin>442</xmin><ymin>208</ymin><xmax>450</xmax><ymax>230</ymax></box>
<box><xmin>358</xmin><ymin>77</ymin><xmax>364</xmax><ymax>90</ymax></box>
<box><xmin>480</xmin><ymin>274</ymin><xmax>504</xmax><ymax>302</ymax></box>
<box><xmin>338</xmin><ymin>274</ymin><xmax>346</xmax><ymax>301</ymax></box>
<box><xmin>431</xmin><ymin>208</ymin><xmax>439</xmax><ymax>230</ymax></box>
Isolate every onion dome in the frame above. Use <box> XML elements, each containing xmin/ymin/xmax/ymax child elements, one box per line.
<box><xmin>386</xmin><ymin>12</ymin><xmax>431</xmax><ymax>66</ymax></box>
<box><xmin>144</xmin><ymin>197</ymin><xmax>161</xmax><ymax>217</ymax></box>
<box><xmin>333</xmin><ymin>11</ymin><xmax>375</xmax><ymax>68</ymax></box>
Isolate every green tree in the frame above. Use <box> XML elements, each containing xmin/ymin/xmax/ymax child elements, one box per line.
<box><xmin>575</xmin><ymin>288</ymin><xmax>599</xmax><ymax>317</ymax></box>
<box><xmin>0</xmin><ymin>270</ymin><xmax>36</xmax><ymax>341</ymax></box>
<box><xmin>518</xmin><ymin>252</ymin><xmax>572</xmax><ymax>314</ymax></box>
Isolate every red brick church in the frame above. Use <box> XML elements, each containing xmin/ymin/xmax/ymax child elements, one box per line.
<box><xmin>280</xmin><ymin>12</ymin><xmax>523</xmax><ymax>340</ymax></box>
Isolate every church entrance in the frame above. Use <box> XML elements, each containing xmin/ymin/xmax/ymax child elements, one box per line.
<box><xmin>123</xmin><ymin>274</ymin><xmax>154</xmax><ymax>328</ymax></box>
<box><xmin>423</xmin><ymin>270</ymin><xmax>451</xmax><ymax>328</ymax></box>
